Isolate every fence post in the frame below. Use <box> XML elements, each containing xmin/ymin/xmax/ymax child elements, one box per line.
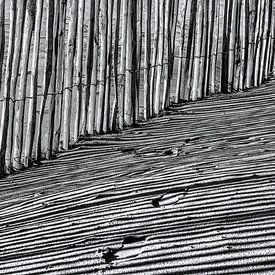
<box><xmin>118</xmin><ymin>0</ymin><xmax>129</xmax><ymax>129</ymax></box>
<box><xmin>175</xmin><ymin>0</ymin><xmax>189</xmax><ymax>103</ymax></box>
<box><xmin>73</xmin><ymin>0</ymin><xmax>85</xmax><ymax>141</ymax></box>
<box><xmin>80</xmin><ymin>0</ymin><xmax>95</xmax><ymax>136</ymax></box>
<box><xmin>45</xmin><ymin>0</ymin><xmax>61</xmax><ymax>160</ymax></box>
<box><xmin>87</xmin><ymin>0</ymin><xmax>100</xmax><ymax>135</ymax></box>
<box><xmin>6</xmin><ymin>1</ymin><xmax>27</xmax><ymax>171</ymax></box>
<box><xmin>0</xmin><ymin>0</ymin><xmax>4</xmax><ymax>92</ymax></box>
<box><xmin>0</xmin><ymin>0</ymin><xmax>16</xmax><ymax>177</ymax></box>
<box><xmin>154</xmin><ymin>0</ymin><xmax>165</xmax><ymax>115</ymax></box>
<box><xmin>149</xmin><ymin>0</ymin><xmax>160</xmax><ymax>117</ymax></box>
<box><xmin>53</xmin><ymin>1</ymin><xmax>67</xmax><ymax>154</ymax></box>
<box><xmin>110</xmin><ymin>0</ymin><xmax>122</xmax><ymax>132</ymax></box>
<box><xmin>96</xmin><ymin>0</ymin><xmax>108</xmax><ymax>134</ymax></box>
<box><xmin>143</xmin><ymin>0</ymin><xmax>152</xmax><ymax>120</ymax></box>
<box><xmin>63</xmin><ymin>0</ymin><xmax>78</xmax><ymax>149</ymax></box>
<box><xmin>13</xmin><ymin>0</ymin><xmax>35</xmax><ymax>170</ymax></box>
<box><xmin>35</xmin><ymin>0</ymin><xmax>55</xmax><ymax>159</ymax></box>
<box><xmin>24</xmin><ymin>0</ymin><xmax>44</xmax><ymax>167</ymax></box>
<box><xmin>103</xmin><ymin>0</ymin><xmax>114</xmax><ymax>133</ymax></box>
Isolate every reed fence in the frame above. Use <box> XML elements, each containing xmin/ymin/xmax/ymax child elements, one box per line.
<box><xmin>0</xmin><ymin>0</ymin><xmax>274</xmax><ymax>177</ymax></box>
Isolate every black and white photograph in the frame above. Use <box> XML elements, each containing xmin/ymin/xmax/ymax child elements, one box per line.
<box><xmin>0</xmin><ymin>0</ymin><xmax>275</xmax><ymax>274</ymax></box>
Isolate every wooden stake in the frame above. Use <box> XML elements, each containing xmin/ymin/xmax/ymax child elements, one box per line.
<box><xmin>13</xmin><ymin>0</ymin><xmax>35</xmax><ymax>170</ymax></box>
<box><xmin>162</xmin><ymin>0</ymin><xmax>173</xmax><ymax>110</ymax></box>
<box><xmin>73</xmin><ymin>0</ymin><xmax>85</xmax><ymax>141</ymax></box>
<box><xmin>118</xmin><ymin>0</ymin><xmax>129</xmax><ymax>129</ymax></box>
<box><xmin>143</xmin><ymin>0</ymin><xmax>152</xmax><ymax>120</ymax></box>
<box><xmin>154</xmin><ymin>0</ymin><xmax>165</xmax><ymax>115</ymax></box>
<box><xmin>175</xmin><ymin>0</ymin><xmax>189</xmax><ymax>103</ymax></box>
<box><xmin>190</xmin><ymin>0</ymin><xmax>203</xmax><ymax>101</ymax></box>
<box><xmin>182</xmin><ymin>0</ymin><xmax>197</xmax><ymax>100</ymax></box>
<box><xmin>210</xmin><ymin>1</ymin><xmax>220</xmax><ymax>94</ymax></box>
<box><xmin>149</xmin><ymin>0</ymin><xmax>160</xmax><ymax>116</ymax></box>
<box><xmin>6</xmin><ymin>1</ymin><xmax>27</xmax><ymax>170</ymax></box>
<box><xmin>80</xmin><ymin>0</ymin><xmax>95</xmax><ymax>136</ymax></box>
<box><xmin>254</xmin><ymin>0</ymin><xmax>265</xmax><ymax>86</ymax></box>
<box><xmin>246</xmin><ymin>0</ymin><xmax>257</xmax><ymax>88</ymax></box>
<box><xmin>96</xmin><ymin>0</ymin><xmax>108</xmax><ymax>133</ymax></box>
<box><xmin>0</xmin><ymin>0</ymin><xmax>16</xmax><ymax>176</ymax></box>
<box><xmin>62</xmin><ymin>0</ymin><xmax>78</xmax><ymax>149</ymax></box>
<box><xmin>204</xmin><ymin>0</ymin><xmax>215</xmax><ymax>96</ymax></box>
<box><xmin>135</xmin><ymin>0</ymin><xmax>143</xmax><ymax>121</ymax></box>
<box><xmin>124</xmin><ymin>0</ymin><xmax>134</xmax><ymax>125</ymax></box>
<box><xmin>110</xmin><ymin>0</ymin><xmax>121</xmax><ymax>131</ymax></box>
<box><xmin>45</xmin><ymin>0</ymin><xmax>61</xmax><ymax>160</ymax></box>
<box><xmin>197</xmin><ymin>0</ymin><xmax>209</xmax><ymax>99</ymax></box>
<box><xmin>0</xmin><ymin>0</ymin><xmax>5</xmax><ymax>92</ymax></box>
<box><xmin>52</xmin><ymin>1</ymin><xmax>67</xmax><ymax>154</ymax></box>
<box><xmin>24</xmin><ymin>0</ymin><xmax>44</xmax><ymax>166</ymax></box>
<box><xmin>87</xmin><ymin>0</ymin><xmax>100</xmax><ymax>135</ymax></box>
<box><xmin>103</xmin><ymin>0</ymin><xmax>114</xmax><ymax>133</ymax></box>
<box><xmin>259</xmin><ymin>0</ymin><xmax>272</xmax><ymax>83</ymax></box>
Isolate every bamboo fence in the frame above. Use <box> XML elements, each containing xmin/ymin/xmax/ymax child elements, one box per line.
<box><xmin>0</xmin><ymin>0</ymin><xmax>274</xmax><ymax>177</ymax></box>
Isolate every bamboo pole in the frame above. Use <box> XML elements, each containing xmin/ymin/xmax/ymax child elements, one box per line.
<box><xmin>73</xmin><ymin>0</ymin><xmax>85</xmax><ymax>141</ymax></box>
<box><xmin>80</xmin><ymin>0</ymin><xmax>95</xmax><ymax>136</ymax></box>
<box><xmin>103</xmin><ymin>0</ymin><xmax>114</xmax><ymax>133</ymax></box>
<box><xmin>12</xmin><ymin>0</ymin><xmax>35</xmax><ymax>170</ymax></box>
<box><xmin>96</xmin><ymin>0</ymin><xmax>108</xmax><ymax>133</ymax></box>
<box><xmin>6</xmin><ymin>1</ymin><xmax>27</xmax><ymax>170</ymax></box>
<box><xmin>0</xmin><ymin>0</ymin><xmax>16</xmax><ymax>176</ymax></box>
<box><xmin>24</xmin><ymin>0</ymin><xmax>44</xmax><ymax>167</ymax></box>
<box><xmin>62</xmin><ymin>0</ymin><xmax>78</xmax><ymax>149</ymax></box>
<box><xmin>143</xmin><ymin>0</ymin><xmax>152</xmax><ymax>120</ymax></box>
<box><xmin>87</xmin><ymin>0</ymin><xmax>100</xmax><ymax>135</ymax></box>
